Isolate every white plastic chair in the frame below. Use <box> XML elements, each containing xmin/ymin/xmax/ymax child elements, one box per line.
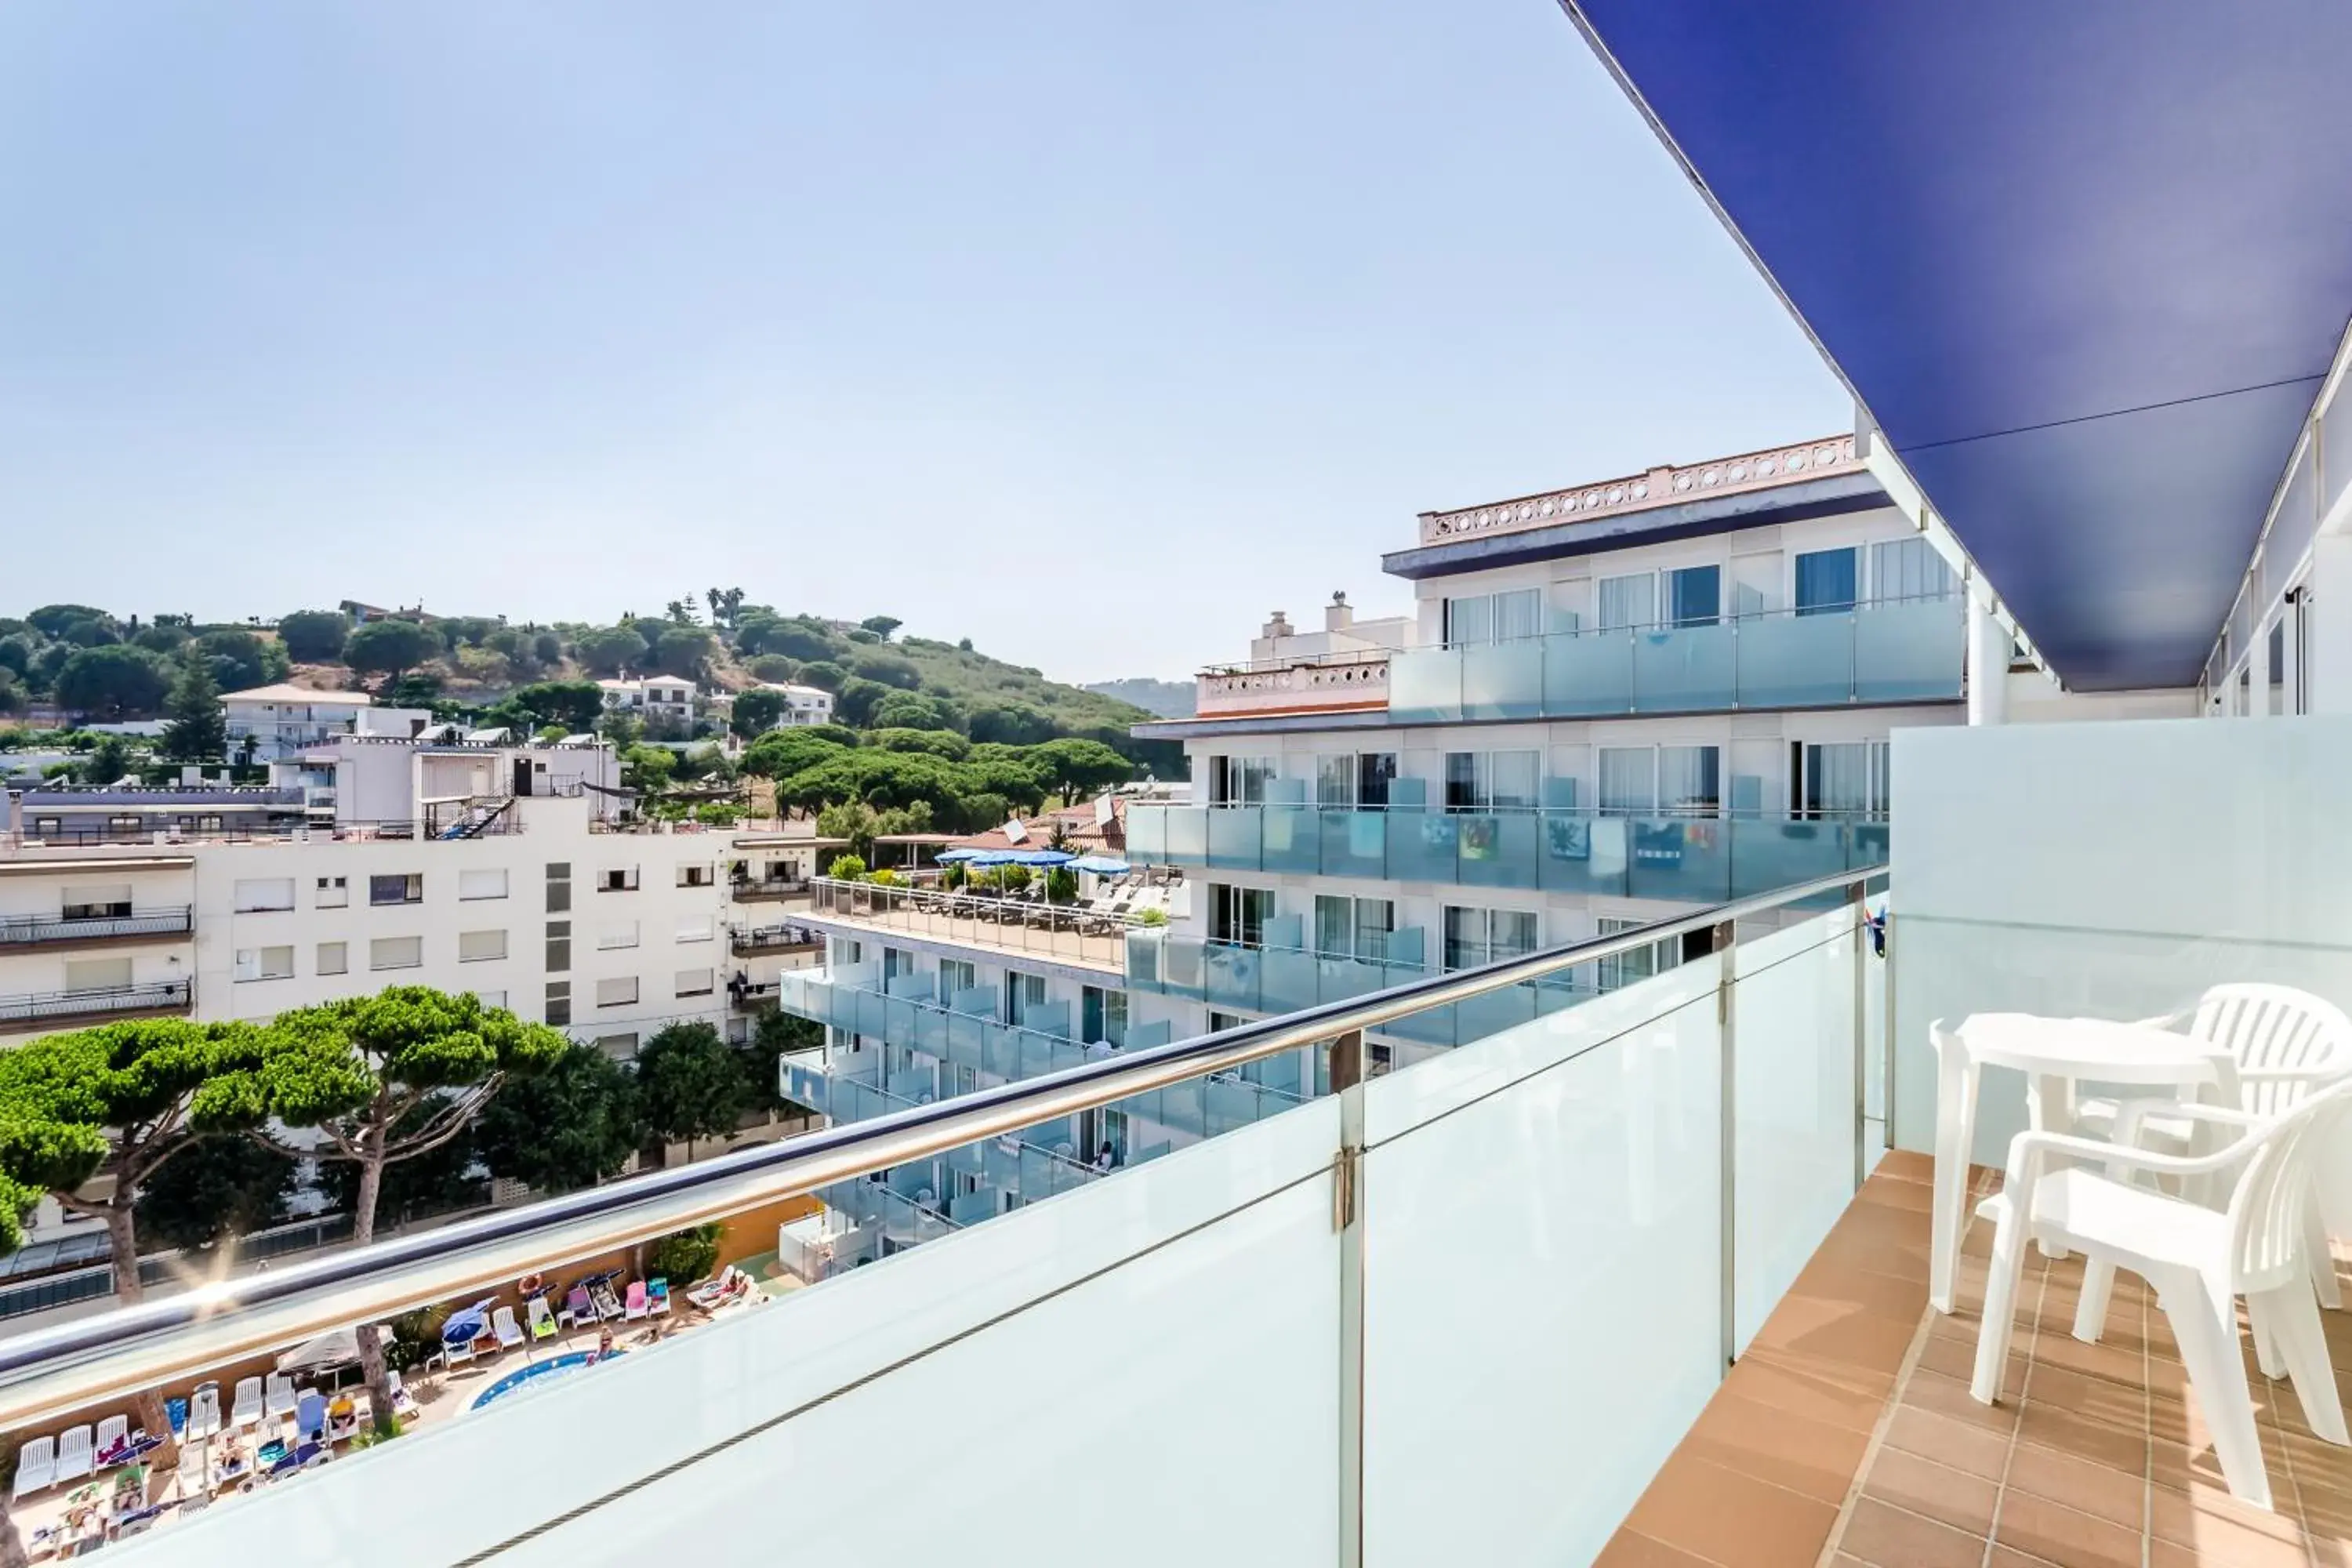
<box><xmin>2074</xmin><ymin>982</ymin><xmax>2352</xmax><ymax>1331</ymax></box>
<box><xmin>491</xmin><ymin>1305</ymin><xmax>526</xmax><ymax>1352</ymax></box>
<box><xmin>1970</xmin><ymin>1076</ymin><xmax>2352</xmax><ymax>1509</ymax></box>
<box><xmin>230</xmin><ymin>1376</ymin><xmax>263</xmax><ymax>1428</ymax></box>
<box><xmin>13</xmin><ymin>1436</ymin><xmax>55</xmax><ymax>1500</ymax></box>
<box><xmin>92</xmin><ymin>1414</ymin><xmax>126</xmax><ymax>1467</ymax></box>
<box><xmin>186</xmin><ymin>1382</ymin><xmax>222</xmax><ymax>1441</ymax></box>
<box><xmin>52</xmin><ymin>1425</ymin><xmax>93</xmax><ymax>1485</ymax></box>
<box><xmin>263</xmin><ymin>1372</ymin><xmax>297</xmax><ymax>1421</ymax></box>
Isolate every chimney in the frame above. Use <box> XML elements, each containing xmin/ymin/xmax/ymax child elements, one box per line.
<box><xmin>1325</xmin><ymin>591</ymin><xmax>1355</xmax><ymax>633</ymax></box>
<box><xmin>1261</xmin><ymin>610</ymin><xmax>1294</xmax><ymax>641</ymax></box>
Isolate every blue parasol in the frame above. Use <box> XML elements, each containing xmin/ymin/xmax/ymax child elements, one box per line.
<box><xmin>1069</xmin><ymin>855</ymin><xmax>1130</xmax><ymax>875</ymax></box>
<box><xmin>441</xmin><ymin>1298</ymin><xmax>499</xmax><ymax>1345</ymax></box>
<box><xmin>935</xmin><ymin>848</ymin><xmax>983</xmax><ymax>862</ymax></box>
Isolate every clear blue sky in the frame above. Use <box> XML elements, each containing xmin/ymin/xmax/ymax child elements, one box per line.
<box><xmin>0</xmin><ymin>1</ymin><xmax>1845</xmax><ymax>684</ymax></box>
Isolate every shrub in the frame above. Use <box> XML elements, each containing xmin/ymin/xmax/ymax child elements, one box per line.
<box><xmin>648</xmin><ymin>1221</ymin><xmax>725</xmax><ymax>1287</ymax></box>
<box><xmin>827</xmin><ymin>853</ymin><xmax>867</xmax><ymax>880</ymax></box>
<box><xmin>941</xmin><ymin>863</ymin><xmax>966</xmax><ymax>891</ymax></box>
<box><xmin>869</xmin><ymin>867</ymin><xmax>902</xmax><ymax>887</ymax></box>
<box><xmin>998</xmin><ymin>864</ymin><xmax>1032</xmax><ymax>893</ymax></box>
<box><xmin>1045</xmin><ymin>866</ymin><xmax>1078</xmax><ymax>904</ymax></box>
<box><xmin>1137</xmin><ymin>907</ymin><xmax>1169</xmax><ymax>927</ymax></box>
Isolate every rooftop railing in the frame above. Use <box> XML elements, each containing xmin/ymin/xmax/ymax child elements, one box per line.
<box><xmin>1388</xmin><ymin>593</ymin><xmax>1964</xmax><ymax>723</ymax></box>
<box><xmin>0</xmin><ymin>865</ymin><xmax>1886</xmax><ymax>1566</ymax></box>
<box><xmin>804</xmin><ymin>876</ymin><xmax>1154</xmax><ymax>970</ymax></box>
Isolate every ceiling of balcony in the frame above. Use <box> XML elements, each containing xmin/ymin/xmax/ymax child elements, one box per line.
<box><xmin>1564</xmin><ymin>1</ymin><xmax>2352</xmax><ymax>691</ymax></box>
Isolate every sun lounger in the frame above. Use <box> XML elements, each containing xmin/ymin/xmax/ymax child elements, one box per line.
<box><xmin>295</xmin><ymin>1392</ymin><xmax>328</xmax><ymax>1445</ymax></box>
<box><xmin>186</xmin><ymin>1383</ymin><xmax>222</xmax><ymax>1441</ymax></box>
<box><xmin>623</xmin><ymin>1281</ymin><xmax>648</xmax><ymax>1319</ymax></box>
<box><xmin>589</xmin><ymin>1276</ymin><xmax>626</xmax><ymax>1321</ymax></box>
<box><xmin>172</xmin><ymin>1442</ymin><xmax>205</xmax><ymax>1501</ymax></box>
<box><xmin>559</xmin><ymin>1285</ymin><xmax>595</xmax><ymax>1329</ymax></box>
<box><xmin>53</xmin><ymin>1425</ymin><xmax>93</xmax><ymax>1485</ymax></box>
<box><xmin>526</xmin><ymin>1294</ymin><xmax>558</xmax><ymax>1340</ymax></box>
<box><xmin>91</xmin><ymin>1415</ymin><xmax>128</xmax><ymax>1468</ymax></box>
<box><xmin>492</xmin><ymin>1305</ymin><xmax>526</xmax><ymax>1351</ymax></box>
<box><xmin>230</xmin><ymin>1376</ymin><xmax>263</xmax><ymax>1428</ymax></box>
<box><xmin>388</xmin><ymin>1370</ymin><xmax>418</xmax><ymax>1419</ymax></box>
<box><xmin>647</xmin><ymin>1277</ymin><xmax>671</xmax><ymax>1316</ymax></box>
<box><xmin>684</xmin><ymin>1271</ymin><xmax>731</xmax><ymax>1310</ymax></box>
<box><xmin>264</xmin><ymin>1372</ymin><xmax>297</xmax><ymax>1421</ymax></box>
<box><xmin>445</xmin><ymin>1332</ymin><xmax>478</xmax><ymax>1368</ymax></box>
<box><xmin>13</xmin><ymin>1436</ymin><xmax>55</xmax><ymax>1500</ymax></box>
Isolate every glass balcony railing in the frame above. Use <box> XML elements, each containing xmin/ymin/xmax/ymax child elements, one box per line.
<box><xmin>1385</xmin><ymin>593</ymin><xmax>1964</xmax><ymax>722</ymax></box>
<box><xmin>1128</xmin><ymin>804</ymin><xmax>1886</xmax><ymax>901</ymax></box>
<box><xmin>2</xmin><ymin>865</ymin><xmax>1885</xmax><ymax>1566</ymax></box>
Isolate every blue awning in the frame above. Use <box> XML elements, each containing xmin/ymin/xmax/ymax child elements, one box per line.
<box><xmin>1566</xmin><ymin>2</ymin><xmax>2352</xmax><ymax>690</ymax></box>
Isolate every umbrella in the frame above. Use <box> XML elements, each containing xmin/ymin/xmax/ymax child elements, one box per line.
<box><xmin>935</xmin><ymin>848</ymin><xmax>983</xmax><ymax>862</ymax></box>
<box><xmin>1012</xmin><ymin>849</ymin><xmax>1076</xmax><ymax>867</ymax></box>
<box><xmin>1069</xmin><ymin>855</ymin><xmax>1130</xmax><ymax>875</ymax></box>
<box><xmin>277</xmin><ymin>1327</ymin><xmax>362</xmax><ymax>1373</ymax></box>
<box><xmin>441</xmin><ymin>1298</ymin><xmax>499</xmax><ymax>1346</ymax></box>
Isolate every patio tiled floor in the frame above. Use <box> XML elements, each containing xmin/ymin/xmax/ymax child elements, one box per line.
<box><xmin>1599</xmin><ymin>1149</ymin><xmax>2352</xmax><ymax>1568</ymax></box>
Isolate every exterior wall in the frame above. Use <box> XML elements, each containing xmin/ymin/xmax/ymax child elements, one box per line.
<box><xmin>0</xmin><ymin>858</ymin><xmax>199</xmax><ymax>1024</ymax></box>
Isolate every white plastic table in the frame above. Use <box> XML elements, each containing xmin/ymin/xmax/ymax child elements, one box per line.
<box><xmin>1929</xmin><ymin>1012</ymin><xmax>2228</xmax><ymax>1313</ymax></box>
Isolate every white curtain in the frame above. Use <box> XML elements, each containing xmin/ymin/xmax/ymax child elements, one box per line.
<box><xmin>1598</xmin><ymin>573</ymin><xmax>1655</xmax><ymax>631</ymax></box>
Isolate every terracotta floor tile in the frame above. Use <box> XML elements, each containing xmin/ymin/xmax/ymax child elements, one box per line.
<box><xmin>1837</xmin><ymin>1497</ymin><xmax>1987</xmax><ymax>1568</ymax></box>
<box><xmin>1986</xmin><ymin>1549</ymin><xmax>2067</xmax><ymax>1568</ymax></box>
<box><xmin>1991</xmin><ymin>1490</ymin><xmax>2143</xmax><ymax>1568</ymax></box>
<box><xmin>1882</xmin><ymin>1405</ymin><xmax>2013</xmax><ymax>1481</ymax></box>
<box><xmin>1904</xmin><ymin>1367</ymin><xmax>2021</xmax><ymax>1437</ymax></box>
<box><xmin>2146</xmin><ymin>1478</ymin><xmax>2306</xmax><ymax>1558</ymax></box>
<box><xmin>2027</xmin><ymin>1326</ymin><xmax>2150</xmax><ymax>1392</ymax></box>
<box><xmin>1620</xmin><ymin>1454</ymin><xmax>1839</xmax><ymax>1568</ymax></box>
<box><xmin>1723</xmin><ymin>1350</ymin><xmax>1895</xmax><ymax>1435</ymax></box>
<box><xmin>1857</xmin><ymin>1446</ymin><xmax>1998</xmax><ymax>1535</ymax></box>
<box><xmin>2015</xmin><ymin>1401</ymin><xmax>2152</xmax><ymax>1477</ymax></box>
<box><xmin>1588</xmin><ymin>1529</ymin><xmax>1723</xmax><ymax>1568</ymax></box>
<box><xmin>2150</xmin><ymin>1530</ymin><xmax>2309</xmax><ymax>1568</ymax></box>
<box><xmin>2028</xmin><ymin>1363</ymin><xmax>2183</xmax><ymax>1439</ymax></box>
<box><xmin>1679</xmin><ymin>1389</ymin><xmax>1873</xmax><ymax>1505</ymax></box>
<box><xmin>2003</xmin><ymin>1439</ymin><xmax>2147</xmax><ymax>1530</ymax></box>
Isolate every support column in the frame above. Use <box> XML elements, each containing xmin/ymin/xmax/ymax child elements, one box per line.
<box><xmin>1965</xmin><ymin>591</ymin><xmax>2008</xmax><ymax>726</ymax></box>
<box><xmin>2283</xmin><ymin>593</ymin><xmax>2303</xmax><ymax>717</ymax></box>
<box><xmin>2249</xmin><ymin>608</ymin><xmax>2274</xmax><ymax>719</ymax></box>
<box><xmin>2310</xmin><ymin>534</ymin><xmax>2352</xmax><ymax>715</ymax></box>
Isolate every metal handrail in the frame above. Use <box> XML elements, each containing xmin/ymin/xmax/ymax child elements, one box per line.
<box><xmin>0</xmin><ymin>863</ymin><xmax>1879</xmax><ymax>1427</ymax></box>
<box><xmin>0</xmin><ymin>907</ymin><xmax>195</xmax><ymax>945</ymax></box>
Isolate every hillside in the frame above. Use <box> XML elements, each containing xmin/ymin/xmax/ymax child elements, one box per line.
<box><xmin>1082</xmin><ymin>677</ymin><xmax>1193</xmax><ymax>719</ymax></box>
<box><xmin>0</xmin><ymin>599</ymin><xmax>1178</xmax><ymax>773</ymax></box>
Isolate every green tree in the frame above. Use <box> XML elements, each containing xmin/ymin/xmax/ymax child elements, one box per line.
<box><xmin>80</xmin><ymin>733</ymin><xmax>134</xmax><ymax>785</ymax></box>
<box><xmin>132</xmin><ymin>1134</ymin><xmax>297</xmax><ymax>1253</ymax></box>
<box><xmin>531</xmin><ymin>630</ymin><xmax>564</xmax><ymax>665</ymax></box>
<box><xmin>740</xmin><ymin>728</ymin><xmax>855</xmax><ymax>784</ymax></box>
<box><xmin>159</xmin><ymin>655</ymin><xmax>226</xmax><ymax>762</ymax></box>
<box><xmin>201</xmin><ymin>989</ymin><xmax>566</xmax><ymax>1435</ymax></box>
<box><xmin>574</xmin><ymin>625</ymin><xmax>644</xmax><ymax>676</ymax></box>
<box><xmin>968</xmin><ymin>703</ymin><xmax>1057</xmax><ymax>746</ymax></box>
<box><xmin>132</xmin><ymin>622</ymin><xmax>191</xmax><ymax>655</ymax></box>
<box><xmin>859</xmin><ymin>615</ymin><xmax>903</xmax><ymax>642</ymax></box>
<box><xmin>0</xmin><ymin>1019</ymin><xmax>271</xmax><ymax>1462</ymax></box>
<box><xmin>833</xmin><ymin>677</ymin><xmax>895</xmax><ymax>727</ymax></box>
<box><xmin>745</xmin><ymin>1009</ymin><xmax>824</xmax><ymax>1113</ymax></box>
<box><xmin>0</xmin><ymin>671</ymin><xmax>20</xmax><ymax>717</ymax></box>
<box><xmin>622</xmin><ymin>744</ymin><xmax>677</xmax><ymax>793</ymax></box>
<box><xmin>25</xmin><ymin>603</ymin><xmax>108</xmax><ymax>639</ymax></box>
<box><xmin>192</xmin><ymin>628</ymin><xmax>271</xmax><ymax>691</ymax></box>
<box><xmin>635</xmin><ymin>1022</ymin><xmax>748</xmax><ymax>1160</ymax></box>
<box><xmin>728</xmin><ymin>687</ymin><xmax>786</xmax><ymax>738</ymax></box>
<box><xmin>54</xmin><ymin>645</ymin><xmax>169</xmax><ymax>720</ymax></box>
<box><xmin>746</xmin><ymin>653</ymin><xmax>797</xmax><ymax>682</ymax></box>
<box><xmin>652</xmin><ymin>624</ymin><xmax>714</xmax><ymax>677</ymax></box>
<box><xmin>597</xmin><ymin>709</ymin><xmax>643</xmax><ymax>748</ymax></box>
<box><xmin>506</xmin><ymin>680</ymin><xmax>607</xmax><ymax>734</ymax></box>
<box><xmin>869</xmin><ymin>724</ymin><xmax>967</xmax><ymax>757</ymax></box>
<box><xmin>473</xmin><ymin>1042</ymin><xmax>641</xmax><ymax>1194</ymax></box>
<box><xmin>275</xmin><ymin>609</ymin><xmax>351</xmax><ymax>662</ymax></box>
<box><xmin>1025</xmin><ymin>738</ymin><xmax>1134</xmax><ymax>804</ymax></box>
<box><xmin>343</xmin><ymin>619</ymin><xmax>440</xmax><ymax>687</ymax></box>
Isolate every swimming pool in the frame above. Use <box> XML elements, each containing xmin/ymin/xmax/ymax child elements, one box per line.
<box><xmin>466</xmin><ymin>1350</ymin><xmax>626</xmax><ymax>1413</ymax></box>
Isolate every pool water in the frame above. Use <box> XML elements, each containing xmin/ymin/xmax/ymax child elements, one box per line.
<box><xmin>466</xmin><ymin>1349</ymin><xmax>626</xmax><ymax>1413</ymax></box>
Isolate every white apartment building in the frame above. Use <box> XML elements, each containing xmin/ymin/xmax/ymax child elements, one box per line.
<box><xmin>221</xmin><ymin>684</ymin><xmax>432</xmax><ymax>762</ymax></box>
<box><xmin>764</xmin><ymin>682</ymin><xmax>836</xmax><ymax>728</ymax></box>
<box><xmin>598</xmin><ymin>675</ymin><xmax>697</xmax><ymax>720</ymax></box>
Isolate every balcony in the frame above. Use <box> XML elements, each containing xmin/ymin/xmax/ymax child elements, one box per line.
<box><xmin>1127</xmin><ymin>802</ymin><xmax>1885</xmax><ymax>903</ymax></box>
<box><xmin>1387</xmin><ymin>593</ymin><xmax>1964</xmax><ymax>723</ymax></box>
<box><xmin>1196</xmin><ymin>649</ymin><xmax>1391</xmax><ymax>719</ymax></box>
<box><xmin>0</xmin><ymin>907</ymin><xmax>193</xmax><ymax>950</ymax></box>
<box><xmin>731</xmin><ymin>875</ymin><xmax>811</xmax><ymax>903</ymax></box>
<box><xmin>804</xmin><ymin>877</ymin><xmax>1145</xmax><ymax>971</ymax></box>
<box><xmin>0</xmin><ymin>978</ymin><xmax>191</xmax><ymax>1034</ymax></box>
<box><xmin>728</xmin><ymin>923</ymin><xmax>824</xmax><ymax>958</ymax></box>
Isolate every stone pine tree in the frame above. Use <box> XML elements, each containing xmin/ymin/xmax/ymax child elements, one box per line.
<box><xmin>158</xmin><ymin>652</ymin><xmax>226</xmax><ymax>762</ymax></box>
<box><xmin>635</xmin><ymin>1021</ymin><xmax>749</xmax><ymax>1161</ymax></box>
<box><xmin>0</xmin><ymin>1020</ymin><xmax>270</xmax><ymax>1472</ymax></box>
<box><xmin>201</xmin><ymin>989</ymin><xmax>566</xmax><ymax>1436</ymax></box>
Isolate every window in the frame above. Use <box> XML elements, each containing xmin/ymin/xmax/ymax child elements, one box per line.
<box><xmin>1315</xmin><ymin>752</ymin><xmax>1396</xmax><ymax>808</ymax></box>
<box><xmin>545</xmin><ymin>862</ymin><xmax>572</xmax><ymax>914</ymax></box>
<box><xmin>317</xmin><ymin>941</ymin><xmax>348</xmax><ymax>977</ymax></box>
<box><xmin>1598</xmin><ymin>573</ymin><xmax>1655</xmax><ymax>630</ymax></box>
<box><xmin>314</xmin><ymin>876</ymin><xmax>348</xmax><ymax>909</ymax></box>
<box><xmin>599</xmin><ymin>868</ymin><xmax>640</xmax><ymax>893</ymax></box>
<box><xmin>458</xmin><ymin>868</ymin><xmax>509</xmax><ymax>902</ymax></box>
<box><xmin>1597</xmin><ymin>748</ymin><xmax>1654</xmax><ymax>815</ymax></box>
<box><xmin>1316</xmin><ymin>753</ymin><xmax>1356</xmax><ymax>807</ymax></box>
<box><xmin>597</xmin><ymin>921</ymin><xmax>641</xmax><ymax>951</ymax></box>
<box><xmin>1316</xmin><ymin>895</ymin><xmax>1396</xmax><ymax>960</ymax></box>
<box><xmin>1442</xmin><ymin>906</ymin><xmax>1536</xmax><ymax>971</ymax></box>
<box><xmin>1207</xmin><ymin>756</ymin><xmax>1277</xmax><ymax>806</ymax></box>
<box><xmin>545</xmin><ymin>981</ymin><xmax>572</xmax><ymax>1026</ymax></box>
<box><xmin>1208</xmin><ymin>884</ymin><xmax>1272</xmax><ymax>946</ymax></box>
<box><xmin>1869</xmin><ymin>536</ymin><xmax>1956</xmax><ymax>602</ymax></box>
<box><xmin>473</xmin><ymin>990</ymin><xmax>507</xmax><ymax>1011</ymax></box>
<box><xmin>458</xmin><ymin>929</ymin><xmax>509</xmax><ymax>964</ymax></box>
<box><xmin>1658</xmin><ymin>746</ymin><xmax>1722</xmax><ymax>817</ymax></box>
<box><xmin>1004</xmin><ymin>971</ymin><xmax>1047</xmax><ymax>1027</ymax></box>
<box><xmin>674</xmin><ymin>967</ymin><xmax>715</xmax><ymax>998</ymax></box>
<box><xmin>1443</xmin><ymin>588</ymin><xmax>1540</xmax><ymax>646</ymax></box>
<box><xmin>1443</xmin><ymin>750</ymin><xmax>1540</xmax><ymax>811</ymax></box>
<box><xmin>64</xmin><ymin>958</ymin><xmax>132</xmax><ymax>993</ymax></box>
<box><xmin>1668</xmin><ymin>564</ymin><xmax>1721</xmax><ymax>627</ymax></box>
<box><xmin>1795</xmin><ymin>741</ymin><xmax>1890</xmax><ymax>817</ymax></box>
<box><xmin>596</xmin><ymin>1033</ymin><xmax>639</xmax><ymax>1059</ymax></box>
<box><xmin>60</xmin><ymin>884</ymin><xmax>132</xmax><ymax>920</ymax></box>
<box><xmin>234</xmin><ymin>946</ymin><xmax>295</xmax><ymax>982</ymax></box>
<box><xmin>938</xmin><ymin>958</ymin><xmax>976</xmax><ymax>999</ymax></box>
<box><xmin>595</xmin><ymin>976</ymin><xmax>640</xmax><ymax>1008</ymax></box>
<box><xmin>369</xmin><ymin>873</ymin><xmax>423</xmax><ymax>907</ymax></box>
<box><xmin>1081</xmin><ymin>985</ymin><xmax>1129</xmax><ymax>1047</ymax></box>
<box><xmin>1794</xmin><ymin>548</ymin><xmax>1859</xmax><ymax>615</ymax></box>
<box><xmin>677</xmin><ymin>863</ymin><xmax>713</xmax><ymax>888</ymax></box>
<box><xmin>1598</xmin><ymin>916</ymin><xmax>1679</xmax><ymax>993</ymax></box>
<box><xmin>369</xmin><ymin>935</ymin><xmax>423</xmax><ymax>971</ymax></box>
<box><xmin>546</xmin><ymin>919</ymin><xmax>572</xmax><ymax>974</ymax></box>
<box><xmin>675</xmin><ymin>916</ymin><xmax>713</xmax><ymax>944</ymax></box>
<box><xmin>234</xmin><ymin>877</ymin><xmax>296</xmax><ymax>913</ymax></box>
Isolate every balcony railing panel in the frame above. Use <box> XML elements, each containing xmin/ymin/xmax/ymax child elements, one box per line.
<box><xmin>0</xmin><ymin>907</ymin><xmax>193</xmax><ymax>946</ymax></box>
<box><xmin>0</xmin><ymin>978</ymin><xmax>191</xmax><ymax>1027</ymax></box>
<box><xmin>1385</xmin><ymin>595</ymin><xmax>1962</xmax><ymax>723</ymax></box>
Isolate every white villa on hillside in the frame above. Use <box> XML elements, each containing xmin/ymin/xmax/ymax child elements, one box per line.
<box><xmin>221</xmin><ymin>684</ymin><xmax>431</xmax><ymax>762</ymax></box>
<box><xmin>597</xmin><ymin>676</ymin><xmax>697</xmax><ymax>721</ymax></box>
